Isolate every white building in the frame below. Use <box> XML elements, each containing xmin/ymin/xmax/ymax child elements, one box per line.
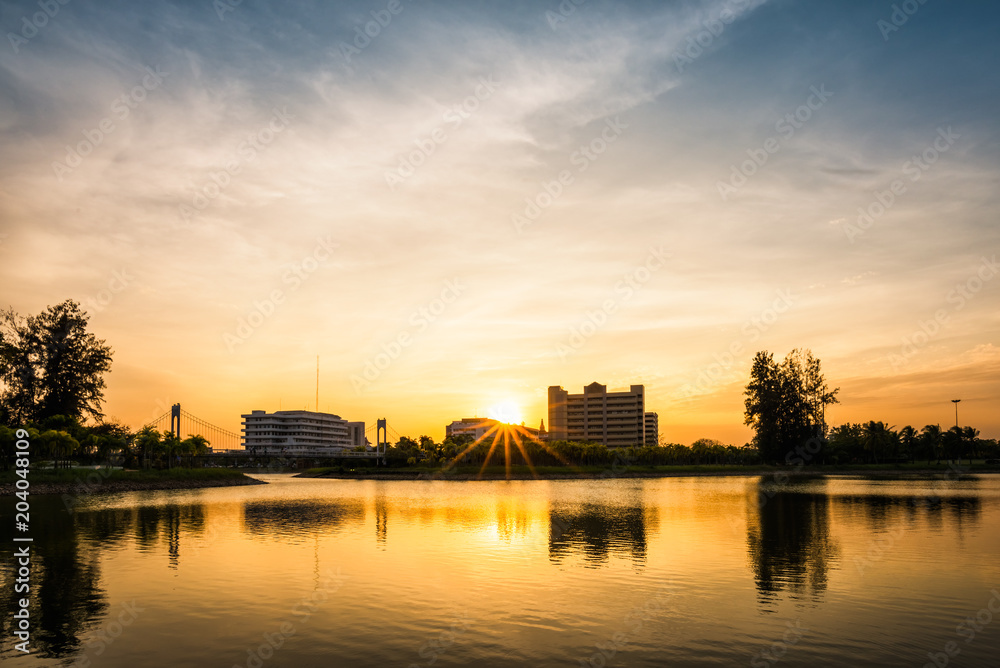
<box><xmin>241</xmin><ymin>410</ymin><xmax>366</xmax><ymax>454</ymax></box>
<box><xmin>446</xmin><ymin>417</ymin><xmax>500</xmax><ymax>441</ymax></box>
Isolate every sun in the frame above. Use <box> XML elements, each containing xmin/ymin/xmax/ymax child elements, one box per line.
<box><xmin>487</xmin><ymin>400</ymin><xmax>523</xmax><ymax>425</ymax></box>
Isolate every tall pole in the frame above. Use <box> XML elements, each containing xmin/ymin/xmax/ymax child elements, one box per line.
<box><xmin>952</xmin><ymin>399</ymin><xmax>961</xmax><ymax>429</ymax></box>
<box><xmin>316</xmin><ymin>355</ymin><xmax>319</xmax><ymax>413</ymax></box>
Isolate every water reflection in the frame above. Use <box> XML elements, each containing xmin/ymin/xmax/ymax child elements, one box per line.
<box><xmin>0</xmin><ymin>497</ymin><xmax>108</xmax><ymax>660</ymax></box>
<box><xmin>746</xmin><ymin>482</ymin><xmax>839</xmax><ymax>606</ymax></box>
<box><xmin>835</xmin><ymin>493</ymin><xmax>981</xmax><ymax>537</ymax></box>
<box><xmin>2</xmin><ymin>476</ymin><xmax>996</xmax><ymax>666</ymax></box>
<box><xmin>548</xmin><ymin>503</ymin><xmax>650</xmax><ymax>568</ymax></box>
<box><xmin>242</xmin><ymin>499</ymin><xmax>366</xmax><ymax>538</ymax></box>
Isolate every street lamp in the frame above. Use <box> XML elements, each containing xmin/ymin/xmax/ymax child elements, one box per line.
<box><xmin>951</xmin><ymin>399</ymin><xmax>961</xmax><ymax>429</ymax></box>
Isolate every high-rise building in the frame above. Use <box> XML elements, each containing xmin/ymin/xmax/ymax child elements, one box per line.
<box><xmin>644</xmin><ymin>412</ymin><xmax>659</xmax><ymax>446</ymax></box>
<box><xmin>547</xmin><ymin>382</ymin><xmax>645</xmax><ymax>447</ymax></box>
<box><xmin>241</xmin><ymin>410</ymin><xmax>366</xmax><ymax>453</ymax></box>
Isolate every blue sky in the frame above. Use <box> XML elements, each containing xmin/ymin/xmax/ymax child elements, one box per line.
<box><xmin>1</xmin><ymin>0</ymin><xmax>998</xmax><ymax>441</ymax></box>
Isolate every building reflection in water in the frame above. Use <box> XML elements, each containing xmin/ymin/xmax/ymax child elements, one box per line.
<box><xmin>548</xmin><ymin>502</ymin><xmax>651</xmax><ymax>568</ymax></box>
<box><xmin>241</xmin><ymin>499</ymin><xmax>366</xmax><ymax>539</ymax></box>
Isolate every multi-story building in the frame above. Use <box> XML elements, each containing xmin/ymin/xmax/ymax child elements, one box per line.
<box><xmin>241</xmin><ymin>410</ymin><xmax>366</xmax><ymax>454</ymax></box>
<box><xmin>547</xmin><ymin>383</ymin><xmax>646</xmax><ymax>447</ymax></box>
<box><xmin>644</xmin><ymin>412</ymin><xmax>659</xmax><ymax>446</ymax></box>
<box><xmin>446</xmin><ymin>417</ymin><xmax>540</xmax><ymax>441</ymax></box>
<box><xmin>446</xmin><ymin>417</ymin><xmax>499</xmax><ymax>441</ymax></box>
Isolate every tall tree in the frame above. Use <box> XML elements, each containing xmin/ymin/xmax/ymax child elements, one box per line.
<box><xmin>0</xmin><ymin>308</ymin><xmax>41</xmax><ymax>423</ymax></box>
<box><xmin>744</xmin><ymin>349</ymin><xmax>839</xmax><ymax>463</ymax></box>
<box><xmin>920</xmin><ymin>424</ymin><xmax>943</xmax><ymax>464</ymax></box>
<box><xmin>0</xmin><ymin>300</ymin><xmax>113</xmax><ymax>424</ymax></box>
<box><xmin>899</xmin><ymin>425</ymin><xmax>918</xmax><ymax>464</ymax></box>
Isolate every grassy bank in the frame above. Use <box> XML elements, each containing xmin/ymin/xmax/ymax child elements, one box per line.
<box><xmin>296</xmin><ymin>460</ymin><xmax>1000</xmax><ymax>480</ymax></box>
<box><xmin>0</xmin><ymin>466</ymin><xmax>265</xmax><ymax>496</ymax></box>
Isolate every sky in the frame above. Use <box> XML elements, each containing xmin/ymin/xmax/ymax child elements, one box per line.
<box><xmin>1</xmin><ymin>0</ymin><xmax>998</xmax><ymax>444</ymax></box>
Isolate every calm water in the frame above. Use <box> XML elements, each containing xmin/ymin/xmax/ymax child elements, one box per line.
<box><xmin>2</xmin><ymin>474</ymin><xmax>1000</xmax><ymax>667</ymax></box>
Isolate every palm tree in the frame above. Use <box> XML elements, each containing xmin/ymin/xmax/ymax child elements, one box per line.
<box><xmin>862</xmin><ymin>421</ymin><xmax>897</xmax><ymax>464</ymax></box>
<box><xmin>962</xmin><ymin>426</ymin><xmax>980</xmax><ymax>466</ymax></box>
<box><xmin>921</xmin><ymin>424</ymin><xmax>943</xmax><ymax>464</ymax></box>
<box><xmin>899</xmin><ymin>425</ymin><xmax>918</xmax><ymax>464</ymax></box>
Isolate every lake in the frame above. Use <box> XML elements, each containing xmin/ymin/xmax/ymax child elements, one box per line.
<box><xmin>2</xmin><ymin>473</ymin><xmax>999</xmax><ymax>667</ymax></box>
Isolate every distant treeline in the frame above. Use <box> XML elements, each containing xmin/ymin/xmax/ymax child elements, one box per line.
<box><xmin>0</xmin><ymin>415</ymin><xmax>208</xmax><ymax>471</ymax></box>
<box><xmin>383</xmin><ymin>434</ymin><xmax>760</xmax><ymax>468</ymax></box>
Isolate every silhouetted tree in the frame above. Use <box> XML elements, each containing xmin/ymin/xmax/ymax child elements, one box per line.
<box><xmin>920</xmin><ymin>424</ymin><xmax>943</xmax><ymax>464</ymax></box>
<box><xmin>0</xmin><ymin>300</ymin><xmax>113</xmax><ymax>424</ymax></box>
<box><xmin>744</xmin><ymin>349</ymin><xmax>839</xmax><ymax>463</ymax></box>
<box><xmin>899</xmin><ymin>425</ymin><xmax>918</xmax><ymax>464</ymax></box>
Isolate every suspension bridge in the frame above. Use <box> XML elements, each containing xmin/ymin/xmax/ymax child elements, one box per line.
<box><xmin>139</xmin><ymin>404</ymin><xmax>402</xmax><ymax>460</ymax></box>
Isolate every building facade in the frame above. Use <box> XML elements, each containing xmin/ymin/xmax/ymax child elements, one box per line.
<box><xmin>644</xmin><ymin>412</ymin><xmax>659</xmax><ymax>446</ymax></box>
<box><xmin>446</xmin><ymin>417</ymin><xmax>540</xmax><ymax>441</ymax></box>
<box><xmin>241</xmin><ymin>410</ymin><xmax>366</xmax><ymax>453</ymax></box>
<box><xmin>547</xmin><ymin>382</ymin><xmax>646</xmax><ymax>447</ymax></box>
<box><xmin>446</xmin><ymin>417</ymin><xmax>499</xmax><ymax>441</ymax></box>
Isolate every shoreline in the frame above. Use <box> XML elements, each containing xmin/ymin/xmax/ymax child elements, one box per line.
<box><xmin>0</xmin><ymin>472</ymin><xmax>267</xmax><ymax>497</ymax></box>
<box><xmin>294</xmin><ymin>466</ymin><xmax>998</xmax><ymax>481</ymax></box>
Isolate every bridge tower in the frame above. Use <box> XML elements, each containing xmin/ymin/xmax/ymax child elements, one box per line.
<box><xmin>376</xmin><ymin>418</ymin><xmax>387</xmax><ymax>464</ymax></box>
<box><xmin>170</xmin><ymin>403</ymin><xmax>181</xmax><ymax>440</ymax></box>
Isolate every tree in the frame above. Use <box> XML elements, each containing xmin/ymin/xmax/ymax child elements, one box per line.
<box><xmin>828</xmin><ymin>423</ymin><xmax>866</xmax><ymax>464</ymax></box>
<box><xmin>396</xmin><ymin>436</ymin><xmax>418</xmax><ymax>451</ymax></box>
<box><xmin>962</xmin><ymin>426</ymin><xmax>980</xmax><ymax>465</ymax></box>
<box><xmin>920</xmin><ymin>424</ymin><xmax>943</xmax><ymax>464</ymax></box>
<box><xmin>862</xmin><ymin>421</ymin><xmax>897</xmax><ymax>464</ymax></box>
<box><xmin>182</xmin><ymin>434</ymin><xmax>210</xmax><ymax>454</ymax></box>
<box><xmin>744</xmin><ymin>349</ymin><xmax>839</xmax><ymax>463</ymax></box>
<box><xmin>899</xmin><ymin>425</ymin><xmax>918</xmax><ymax>464</ymax></box>
<box><xmin>0</xmin><ymin>300</ymin><xmax>113</xmax><ymax>424</ymax></box>
<box><xmin>135</xmin><ymin>426</ymin><xmax>162</xmax><ymax>469</ymax></box>
<box><xmin>36</xmin><ymin>429</ymin><xmax>80</xmax><ymax>470</ymax></box>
